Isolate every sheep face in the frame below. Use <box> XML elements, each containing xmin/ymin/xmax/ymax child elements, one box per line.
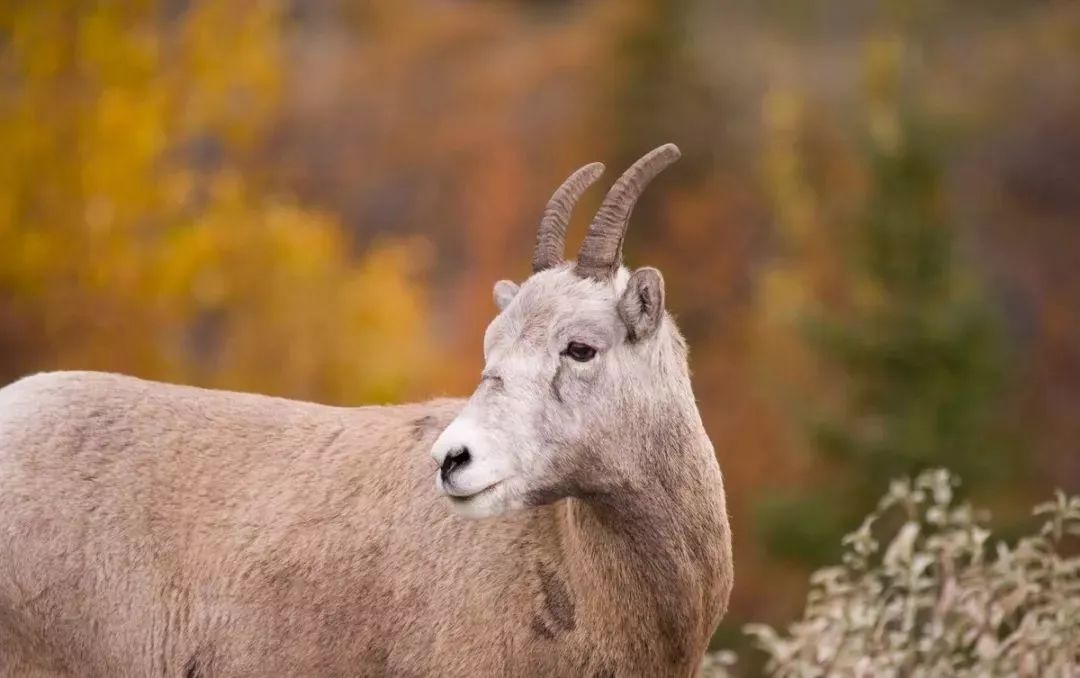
<box><xmin>430</xmin><ymin>261</ymin><xmax>682</xmax><ymax>519</ymax></box>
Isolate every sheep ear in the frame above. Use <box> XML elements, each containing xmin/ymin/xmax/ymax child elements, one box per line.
<box><xmin>617</xmin><ymin>267</ymin><xmax>665</xmax><ymax>342</ymax></box>
<box><xmin>493</xmin><ymin>280</ymin><xmax>520</xmax><ymax>311</ymax></box>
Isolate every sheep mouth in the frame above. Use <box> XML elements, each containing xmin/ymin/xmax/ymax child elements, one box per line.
<box><xmin>447</xmin><ymin>482</ymin><xmax>502</xmax><ymax>503</ymax></box>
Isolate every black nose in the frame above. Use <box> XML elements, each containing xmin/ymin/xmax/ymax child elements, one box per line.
<box><xmin>440</xmin><ymin>446</ymin><xmax>471</xmax><ymax>484</ymax></box>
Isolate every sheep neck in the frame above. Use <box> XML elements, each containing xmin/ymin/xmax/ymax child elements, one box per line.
<box><xmin>555</xmin><ymin>403</ymin><xmax>729</xmax><ymax>666</ymax></box>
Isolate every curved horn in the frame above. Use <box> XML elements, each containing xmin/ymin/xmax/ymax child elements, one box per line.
<box><xmin>533</xmin><ymin>162</ymin><xmax>606</xmax><ymax>273</ymax></box>
<box><xmin>574</xmin><ymin>143</ymin><xmax>681</xmax><ymax>280</ymax></box>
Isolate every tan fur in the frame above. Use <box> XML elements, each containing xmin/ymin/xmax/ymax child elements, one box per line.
<box><xmin>0</xmin><ymin>369</ymin><xmax>730</xmax><ymax>677</ymax></box>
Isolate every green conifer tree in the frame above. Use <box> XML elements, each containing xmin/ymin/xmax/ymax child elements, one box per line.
<box><xmin>760</xmin><ymin>36</ymin><xmax>1010</xmax><ymax>565</ymax></box>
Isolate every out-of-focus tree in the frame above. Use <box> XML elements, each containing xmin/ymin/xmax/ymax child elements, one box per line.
<box><xmin>270</xmin><ymin>0</ymin><xmax>624</xmax><ymax>390</ymax></box>
<box><xmin>0</xmin><ymin>1</ymin><xmax>435</xmax><ymax>403</ymax></box>
<box><xmin>753</xmin><ymin>35</ymin><xmax>1013</xmax><ymax>567</ymax></box>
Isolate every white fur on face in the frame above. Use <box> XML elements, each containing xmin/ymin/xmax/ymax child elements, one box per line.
<box><xmin>430</xmin><ymin>264</ymin><xmax>680</xmax><ymax>519</ymax></box>
<box><xmin>430</xmin><ymin>415</ymin><xmax>521</xmax><ymax>518</ymax></box>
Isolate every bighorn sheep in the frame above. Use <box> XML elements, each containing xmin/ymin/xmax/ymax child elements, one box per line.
<box><xmin>0</xmin><ymin>144</ymin><xmax>733</xmax><ymax>677</ymax></box>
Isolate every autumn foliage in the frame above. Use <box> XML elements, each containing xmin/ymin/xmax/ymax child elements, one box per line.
<box><xmin>2</xmin><ymin>0</ymin><xmax>1079</xmax><ymax>662</ymax></box>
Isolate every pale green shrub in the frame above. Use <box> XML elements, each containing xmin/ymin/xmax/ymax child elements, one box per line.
<box><xmin>703</xmin><ymin>469</ymin><xmax>1080</xmax><ymax>677</ymax></box>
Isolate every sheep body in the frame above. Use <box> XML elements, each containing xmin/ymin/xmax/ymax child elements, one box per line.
<box><xmin>0</xmin><ymin>371</ymin><xmax>729</xmax><ymax>677</ymax></box>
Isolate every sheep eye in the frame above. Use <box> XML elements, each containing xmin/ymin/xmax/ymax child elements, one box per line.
<box><xmin>563</xmin><ymin>342</ymin><xmax>597</xmax><ymax>362</ymax></box>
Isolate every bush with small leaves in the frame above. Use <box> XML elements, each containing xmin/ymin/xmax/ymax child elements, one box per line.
<box><xmin>703</xmin><ymin>469</ymin><xmax>1080</xmax><ymax>677</ymax></box>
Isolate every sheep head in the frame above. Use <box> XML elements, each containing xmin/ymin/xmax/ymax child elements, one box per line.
<box><xmin>431</xmin><ymin>144</ymin><xmax>691</xmax><ymax>519</ymax></box>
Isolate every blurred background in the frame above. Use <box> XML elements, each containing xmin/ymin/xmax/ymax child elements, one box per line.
<box><xmin>2</xmin><ymin>0</ymin><xmax>1078</xmax><ymax>666</ymax></box>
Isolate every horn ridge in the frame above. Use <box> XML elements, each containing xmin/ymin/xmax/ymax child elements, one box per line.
<box><xmin>532</xmin><ymin>162</ymin><xmax>606</xmax><ymax>273</ymax></box>
<box><xmin>574</xmin><ymin>143</ymin><xmax>681</xmax><ymax>280</ymax></box>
